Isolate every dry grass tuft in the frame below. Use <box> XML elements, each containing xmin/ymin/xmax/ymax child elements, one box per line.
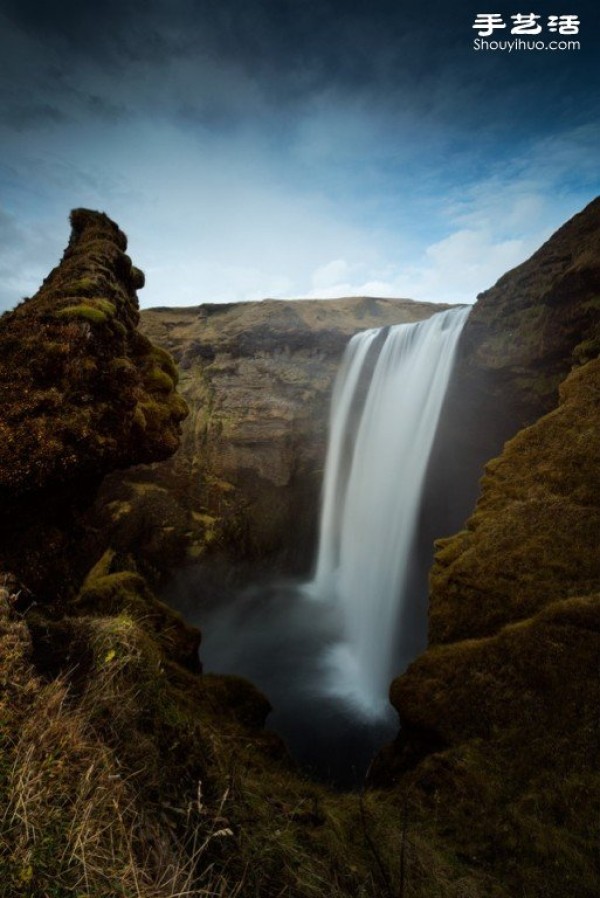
<box><xmin>2</xmin><ymin>669</ymin><xmax>239</xmax><ymax>897</ymax></box>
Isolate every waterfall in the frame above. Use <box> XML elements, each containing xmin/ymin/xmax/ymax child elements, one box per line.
<box><xmin>309</xmin><ymin>306</ymin><xmax>469</xmax><ymax>717</ymax></box>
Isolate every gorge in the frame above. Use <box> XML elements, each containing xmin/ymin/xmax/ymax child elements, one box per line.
<box><xmin>0</xmin><ymin>200</ymin><xmax>598</xmax><ymax>898</ymax></box>
<box><xmin>189</xmin><ymin>306</ymin><xmax>470</xmax><ymax>784</ymax></box>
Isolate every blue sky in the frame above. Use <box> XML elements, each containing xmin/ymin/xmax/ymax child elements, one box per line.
<box><xmin>0</xmin><ymin>0</ymin><xmax>598</xmax><ymax>310</ymax></box>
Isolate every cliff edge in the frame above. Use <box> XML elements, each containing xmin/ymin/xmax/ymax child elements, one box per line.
<box><xmin>374</xmin><ymin>198</ymin><xmax>600</xmax><ymax>898</ymax></box>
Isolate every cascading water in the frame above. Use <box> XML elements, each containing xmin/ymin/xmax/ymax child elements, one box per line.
<box><xmin>309</xmin><ymin>306</ymin><xmax>470</xmax><ymax>718</ymax></box>
<box><xmin>190</xmin><ymin>304</ymin><xmax>470</xmax><ymax>783</ymax></box>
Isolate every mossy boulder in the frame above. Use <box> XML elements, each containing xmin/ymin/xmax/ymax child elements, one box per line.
<box><xmin>75</xmin><ymin>553</ymin><xmax>201</xmax><ymax>671</ymax></box>
<box><xmin>0</xmin><ymin>209</ymin><xmax>187</xmax><ymax>504</ymax></box>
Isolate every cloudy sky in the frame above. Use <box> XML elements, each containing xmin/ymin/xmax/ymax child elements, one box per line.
<box><xmin>0</xmin><ymin>0</ymin><xmax>598</xmax><ymax>311</ymax></box>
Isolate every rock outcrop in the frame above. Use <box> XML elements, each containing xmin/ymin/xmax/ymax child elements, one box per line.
<box><xmin>373</xmin><ymin>197</ymin><xmax>600</xmax><ymax>898</ymax></box>
<box><xmin>424</xmin><ymin>195</ymin><xmax>600</xmax><ymax>537</ymax></box>
<box><xmin>95</xmin><ymin>296</ymin><xmax>449</xmax><ymax>582</ymax></box>
<box><xmin>0</xmin><ymin>210</ymin><xmax>187</xmax><ymax>595</ymax></box>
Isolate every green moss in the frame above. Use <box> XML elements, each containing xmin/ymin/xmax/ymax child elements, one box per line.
<box><xmin>91</xmin><ymin>297</ymin><xmax>117</xmax><ymax>316</ymax></box>
<box><xmin>573</xmin><ymin>335</ymin><xmax>600</xmax><ymax>365</ymax></box>
<box><xmin>54</xmin><ymin>304</ymin><xmax>108</xmax><ymax>324</ymax></box>
<box><xmin>132</xmin><ymin>404</ymin><xmax>147</xmax><ymax>431</ymax></box>
<box><xmin>130</xmin><ymin>266</ymin><xmax>145</xmax><ymax>290</ymax></box>
<box><xmin>111</xmin><ymin>319</ymin><xmax>127</xmax><ymax>338</ymax></box>
<box><xmin>145</xmin><ymin>365</ymin><xmax>176</xmax><ymax>392</ymax></box>
<box><xmin>108</xmin><ymin>356</ymin><xmax>136</xmax><ymax>378</ymax></box>
<box><xmin>61</xmin><ymin>276</ymin><xmax>97</xmax><ymax>296</ymax></box>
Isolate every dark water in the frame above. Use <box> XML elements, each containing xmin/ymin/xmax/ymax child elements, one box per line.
<box><xmin>163</xmin><ymin>569</ymin><xmax>397</xmax><ymax>789</ymax></box>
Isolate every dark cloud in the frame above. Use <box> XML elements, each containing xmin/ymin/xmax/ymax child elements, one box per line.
<box><xmin>3</xmin><ymin>102</ymin><xmax>68</xmax><ymax>131</ymax></box>
<box><xmin>0</xmin><ymin>1</ymin><xmax>597</xmax><ymax>312</ymax></box>
<box><xmin>1</xmin><ymin>0</ymin><xmax>597</xmax><ymax>138</ymax></box>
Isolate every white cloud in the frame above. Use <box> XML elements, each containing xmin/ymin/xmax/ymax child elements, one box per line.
<box><xmin>0</xmin><ymin>84</ymin><xmax>596</xmax><ymax>313</ymax></box>
<box><xmin>304</xmin><ymin>228</ymin><xmax>531</xmax><ymax>305</ymax></box>
<box><xmin>311</xmin><ymin>259</ymin><xmax>351</xmax><ymax>289</ymax></box>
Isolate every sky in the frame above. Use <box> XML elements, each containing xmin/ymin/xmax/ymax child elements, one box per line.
<box><xmin>0</xmin><ymin>0</ymin><xmax>598</xmax><ymax>311</ymax></box>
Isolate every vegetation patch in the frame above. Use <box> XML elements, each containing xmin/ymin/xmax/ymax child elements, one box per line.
<box><xmin>54</xmin><ymin>303</ymin><xmax>110</xmax><ymax>325</ymax></box>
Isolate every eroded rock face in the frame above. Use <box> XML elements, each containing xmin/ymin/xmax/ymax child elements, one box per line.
<box><xmin>461</xmin><ymin>196</ymin><xmax>600</xmax><ymax>410</ymax></box>
<box><xmin>424</xmin><ymin>195</ymin><xmax>600</xmax><ymax>540</ymax></box>
<box><xmin>429</xmin><ymin>359</ymin><xmax>600</xmax><ymax>645</ymax></box>
<box><xmin>0</xmin><ymin>209</ymin><xmax>188</xmax><ymax>594</ymax></box>
<box><xmin>97</xmin><ymin>296</ymin><xmax>449</xmax><ymax>579</ymax></box>
<box><xmin>372</xmin><ymin>198</ymin><xmax>600</xmax><ymax>897</ymax></box>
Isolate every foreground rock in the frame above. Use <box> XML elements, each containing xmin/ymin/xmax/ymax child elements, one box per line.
<box><xmin>0</xmin><ymin>210</ymin><xmax>187</xmax><ymax>595</ymax></box>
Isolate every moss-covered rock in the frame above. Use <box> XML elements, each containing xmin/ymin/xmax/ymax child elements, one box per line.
<box><xmin>0</xmin><ymin>209</ymin><xmax>186</xmax><ymax>502</ymax></box>
<box><xmin>75</xmin><ymin>553</ymin><xmax>201</xmax><ymax>671</ymax></box>
<box><xmin>375</xmin><ymin>299</ymin><xmax>600</xmax><ymax>896</ymax></box>
<box><xmin>0</xmin><ymin>209</ymin><xmax>188</xmax><ymax>595</ymax></box>
<box><xmin>430</xmin><ymin>356</ymin><xmax>600</xmax><ymax>644</ymax></box>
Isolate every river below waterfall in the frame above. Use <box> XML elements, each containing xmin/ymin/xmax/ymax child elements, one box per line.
<box><xmin>165</xmin><ymin>572</ymin><xmax>398</xmax><ymax>787</ymax></box>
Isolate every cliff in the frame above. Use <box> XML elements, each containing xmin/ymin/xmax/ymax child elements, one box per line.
<box><xmin>373</xmin><ymin>197</ymin><xmax>600</xmax><ymax>897</ymax></box>
<box><xmin>460</xmin><ymin>196</ymin><xmax>600</xmax><ymax>415</ymax></box>
<box><xmin>94</xmin><ymin>296</ymin><xmax>448</xmax><ymax>582</ymax></box>
<box><xmin>0</xmin><ymin>209</ymin><xmax>187</xmax><ymax>596</ymax></box>
<box><xmin>424</xmin><ymin>195</ymin><xmax>600</xmax><ymax>538</ymax></box>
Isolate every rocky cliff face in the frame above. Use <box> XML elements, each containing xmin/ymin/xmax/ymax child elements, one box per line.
<box><xmin>424</xmin><ymin>196</ymin><xmax>600</xmax><ymax>540</ymax></box>
<box><xmin>95</xmin><ymin>296</ymin><xmax>448</xmax><ymax>581</ymax></box>
<box><xmin>0</xmin><ymin>209</ymin><xmax>187</xmax><ymax>596</ymax></box>
<box><xmin>460</xmin><ymin>196</ymin><xmax>600</xmax><ymax>412</ymax></box>
<box><xmin>372</xmin><ymin>197</ymin><xmax>600</xmax><ymax>897</ymax></box>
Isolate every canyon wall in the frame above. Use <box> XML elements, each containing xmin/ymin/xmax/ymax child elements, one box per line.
<box><xmin>0</xmin><ymin>210</ymin><xmax>508</xmax><ymax>898</ymax></box>
<box><xmin>372</xmin><ymin>196</ymin><xmax>600</xmax><ymax>897</ymax></box>
<box><xmin>95</xmin><ymin>295</ymin><xmax>448</xmax><ymax>582</ymax></box>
